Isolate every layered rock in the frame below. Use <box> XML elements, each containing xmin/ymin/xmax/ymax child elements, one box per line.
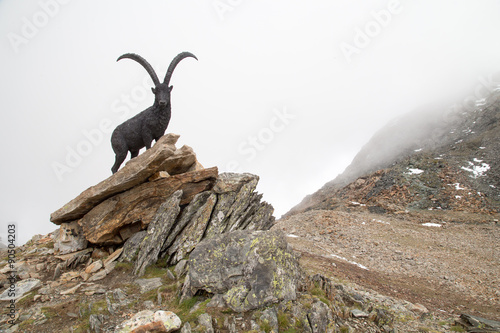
<box><xmin>50</xmin><ymin>134</ymin><xmax>275</xmax><ymax>276</ymax></box>
<box><xmin>50</xmin><ymin>134</ymin><xmax>189</xmax><ymax>224</ymax></box>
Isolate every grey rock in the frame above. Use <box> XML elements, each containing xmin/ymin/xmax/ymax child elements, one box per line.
<box><xmin>143</xmin><ymin>300</ymin><xmax>155</xmax><ymax>309</ymax></box>
<box><xmin>89</xmin><ymin>314</ymin><xmax>107</xmax><ymax>333</ymax></box>
<box><xmin>166</xmin><ymin>269</ymin><xmax>175</xmax><ymax>281</ymax></box>
<box><xmin>174</xmin><ymin>259</ymin><xmax>188</xmax><ymax>277</ymax></box>
<box><xmin>182</xmin><ymin>229</ymin><xmax>302</xmax><ymax>312</ymax></box>
<box><xmin>206</xmin><ymin>294</ymin><xmax>227</xmax><ymax>308</ymax></box>
<box><xmin>259</xmin><ymin>307</ymin><xmax>278</xmax><ymax>332</ymax></box>
<box><xmin>119</xmin><ymin>231</ymin><xmax>146</xmax><ymax>263</ymax></box>
<box><xmin>105</xmin><ymin>288</ymin><xmax>128</xmax><ymax>314</ymax></box>
<box><xmin>161</xmin><ymin>191</ymin><xmax>213</xmax><ymax>255</ymax></box>
<box><xmin>0</xmin><ymin>278</ymin><xmax>41</xmax><ymax>301</ymax></box>
<box><xmin>53</xmin><ymin>263</ymin><xmax>63</xmax><ymax>280</ymax></box>
<box><xmin>134</xmin><ymin>277</ymin><xmax>163</xmax><ymax>294</ymax></box>
<box><xmin>458</xmin><ymin>313</ymin><xmax>500</xmax><ymax>332</ymax></box>
<box><xmin>133</xmin><ymin>190</ymin><xmax>182</xmax><ymax>276</ymax></box>
<box><xmin>53</xmin><ymin>221</ymin><xmax>88</xmax><ymax>255</ymax></box>
<box><xmin>115</xmin><ymin>310</ymin><xmax>182</xmax><ymax>333</ymax></box>
<box><xmin>351</xmin><ymin>309</ymin><xmax>369</xmax><ymax>318</ymax></box>
<box><xmin>307</xmin><ymin>299</ymin><xmax>334</xmax><ymax>333</ymax></box>
<box><xmin>180</xmin><ymin>322</ymin><xmax>192</xmax><ymax>333</ymax></box>
<box><xmin>166</xmin><ymin>192</ymin><xmax>217</xmax><ymax>264</ymax></box>
<box><xmin>198</xmin><ymin>313</ymin><xmax>214</xmax><ymax>333</ymax></box>
<box><xmin>223</xmin><ymin>317</ymin><xmax>236</xmax><ymax>333</ymax></box>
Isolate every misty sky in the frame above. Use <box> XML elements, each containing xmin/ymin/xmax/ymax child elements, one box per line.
<box><xmin>1</xmin><ymin>0</ymin><xmax>499</xmax><ymax>245</ymax></box>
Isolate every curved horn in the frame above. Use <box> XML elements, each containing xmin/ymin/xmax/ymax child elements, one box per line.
<box><xmin>163</xmin><ymin>52</ymin><xmax>198</xmax><ymax>85</ymax></box>
<box><xmin>117</xmin><ymin>53</ymin><xmax>160</xmax><ymax>87</ymax></box>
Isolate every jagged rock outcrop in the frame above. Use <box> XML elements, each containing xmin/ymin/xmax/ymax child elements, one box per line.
<box><xmin>50</xmin><ymin>134</ymin><xmax>275</xmax><ymax>277</ymax></box>
<box><xmin>181</xmin><ymin>229</ymin><xmax>303</xmax><ymax>312</ymax></box>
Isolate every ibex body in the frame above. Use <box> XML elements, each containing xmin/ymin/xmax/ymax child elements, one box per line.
<box><xmin>111</xmin><ymin>52</ymin><xmax>197</xmax><ymax>173</ymax></box>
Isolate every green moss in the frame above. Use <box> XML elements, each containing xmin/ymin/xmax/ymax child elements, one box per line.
<box><xmin>16</xmin><ymin>290</ymin><xmax>37</xmax><ymax>307</ymax></box>
<box><xmin>175</xmin><ymin>296</ymin><xmax>209</xmax><ymax>323</ymax></box>
<box><xmin>339</xmin><ymin>326</ymin><xmax>350</xmax><ymax>333</ymax></box>
<box><xmin>41</xmin><ymin>307</ymin><xmax>59</xmax><ymax>319</ymax></box>
<box><xmin>144</xmin><ymin>265</ymin><xmax>167</xmax><ymax>279</ymax></box>
<box><xmin>115</xmin><ymin>262</ymin><xmax>133</xmax><ymax>271</ymax></box>
<box><xmin>277</xmin><ymin>311</ymin><xmax>290</xmax><ymax>330</ymax></box>
<box><xmin>450</xmin><ymin>326</ymin><xmax>465</xmax><ymax>332</ymax></box>
<box><xmin>294</xmin><ymin>319</ymin><xmax>305</xmax><ymax>330</ymax></box>
<box><xmin>259</xmin><ymin>319</ymin><xmax>272</xmax><ymax>333</ymax></box>
<box><xmin>18</xmin><ymin>319</ymin><xmax>35</xmax><ymax>330</ymax></box>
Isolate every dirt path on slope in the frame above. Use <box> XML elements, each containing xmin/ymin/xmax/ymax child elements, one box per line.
<box><xmin>272</xmin><ymin>209</ymin><xmax>500</xmax><ymax>320</ymax></box>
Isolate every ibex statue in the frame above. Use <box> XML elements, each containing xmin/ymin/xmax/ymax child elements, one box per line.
<box><xmin>110</xmin><ymin>52</ymin><xmax>197</xmax><ymax>173</ymax></box>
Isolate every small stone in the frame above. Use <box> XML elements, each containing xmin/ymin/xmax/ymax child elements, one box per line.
<box><xmin>206</xmin><ymin>294</ymin><xmax>226</xmax><ymax>308</ymax></box>
<box><xmin>408</xmin><ymin>303</ymin><xmax>429</xmax><ymax>314</ymax></box>
<box><xmin>35</xmin><ymin>263</ymin><xmax>46</xmax><ymax>272</ymax></box>
<box><xmin>103</xmin><ymin>248</ymin><xmax>123</xmax><ymax>267</ymax></box>
<box><xmin>85</xmin><ymin>260</ymin><xmax>103</xmax><ymax>274</ymax></box>
<box><xmin>166</xmin><ymin>269</ymin><xmax>175</xmax><ymax>281</ymax></box>
<box><xmin>104</xmin><ymin>261</ymin><xmax>117</xmax><ymax>274</ymax></box>
<box><xmin>80</xmin><ymin>271</ymin><xmax>90</xmax><ymax>282</ymax></box>
<box><xmin>198</xmin><ymin>313</ymin><xmax>214</xmax><ymax>333</ymax></box>
<box><xmin>61</xmin><ymin>283</ymin><xmax>82</xmax><ymax>295</ymax></box>
<box><xmin>180</xmin><ymin>322</ymin><xmax>192</xmax><ymax>333</ymax></box>
<box><xmin>134</xmin><ymin>278</ymin><xmax>163</xmax><ymax>294</ymax></box>
<box><xmin>351</xmin><ymin>309</ymin><xmax>369</xmax><ymax>318</ymax></box>
<box><xmin>89</xmin><ymin>314</ymin><xmax>107</xmax><ymax>333</ymax></box>
<box><xmin>92</xmin><ymin>248</ymin><xmax>109</xmax><ymax>260</ymax></box>
<box><xmin>144</xmin><ymin>300</ymin><xmax>155</xmax><ymax>309</ymax></box>
<box><xmin>88</xmin><ymin>270</ymin><xmax>107</xmax><ymax>282</ymax></box>
<box><xmin>174</xmin><ymin>260</ymin><xmax>188</xmax><ymax>277</ymax></box>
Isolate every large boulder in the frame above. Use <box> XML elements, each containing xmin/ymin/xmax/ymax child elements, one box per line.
<box><xmin>181</xmin><ymin>229</ymin><xmax>302</xmax><ymax>312</ymax></box>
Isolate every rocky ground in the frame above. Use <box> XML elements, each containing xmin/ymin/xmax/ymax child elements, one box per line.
<box><xmin>273</xmin><ymin>208</ymin><xmax>500</xmax><ymax>331</ymax></box>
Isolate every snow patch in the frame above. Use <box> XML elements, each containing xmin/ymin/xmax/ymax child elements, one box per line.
<box><xmin>407</xmin><ymin>168</ymin><xmax>424</xmax><ymax>175</ymax></box>
<box><xmin>461</xmin><ymin>161</ymin><xmax>490</xmax><ymax>178</ymax></box>
<box><xmin>373</xmin><ymin>219</ymin><xmax>390</xmax><ymax>225</ymax></box>
<box><xmin>449</xmin><ymin>183</ymin><xmax>465</xmax><ymax>190</ymax></box>
<box><xmin>329</xmin><ymin>254</ymin><xmax>369</xmax><ymax>270</ymax></box>
<box><xmin>286</xmin><ymin>234</ymin><xmax>299</xmax><ymax>238</ymax></box>
<box><xmin>422</xmin><ymin>223</ymin><xmax>442</xmax><ymax>228</ymax></box>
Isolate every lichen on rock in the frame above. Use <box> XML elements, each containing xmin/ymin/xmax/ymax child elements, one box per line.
<box><xmin>181</xmin><ymin>229</ymin><xmax>303</xmax><ymax>312</ymax></box>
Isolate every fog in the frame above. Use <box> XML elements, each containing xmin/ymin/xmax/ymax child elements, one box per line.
<box><xmin>1</xmin><ymin>0</ymin><xmax>499</xmax><ymax>245</ymax></box>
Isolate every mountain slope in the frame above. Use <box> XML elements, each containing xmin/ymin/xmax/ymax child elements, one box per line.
<box><xmin>287</xmin><ymin>90</ymin><xmax>500</xmax><ymax>216</ymax></box>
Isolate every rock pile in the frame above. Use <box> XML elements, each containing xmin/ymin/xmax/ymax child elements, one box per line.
<box><xmin>49</xmin><ymin>134</ymin><xmax>275</xmax><ymax>278</ymax></box>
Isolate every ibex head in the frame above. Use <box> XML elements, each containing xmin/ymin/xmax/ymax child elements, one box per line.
<box><xmin>117</xmin><ymin>52</ymin><xmax>198</xmax><ymax>109</ymax></box>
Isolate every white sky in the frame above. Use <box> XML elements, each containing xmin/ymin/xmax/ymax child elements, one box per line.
<box><xmin>1</xmin><ymin>0</ymin><xmax>499</xmax><ymax>245</ymax></box>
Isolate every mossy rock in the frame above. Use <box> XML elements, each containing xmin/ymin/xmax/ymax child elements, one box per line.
<box><xmin>182</xmin><ymin>230</ymin><xmax>303</xmax><ymax>312</ymax></box>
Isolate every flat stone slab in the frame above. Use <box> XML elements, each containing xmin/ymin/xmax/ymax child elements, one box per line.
<box><xmin>134</xmin><ymin>278</ymin><xmax>163</xmax><ymax>294</ymax></box>
<box><xmin>50</xmin><ymin>134</ymin><xmax>181</xmax><ymax>224</ymax></box>
<box><xmin>79</xmin><ymin>167</ymin><xmax>218</xmax><ymax>245</ymax></box>
<box><xmin>0</xmin><ymin>278</ymin><xmax>41</xmax><ymax>301</ymax></box>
